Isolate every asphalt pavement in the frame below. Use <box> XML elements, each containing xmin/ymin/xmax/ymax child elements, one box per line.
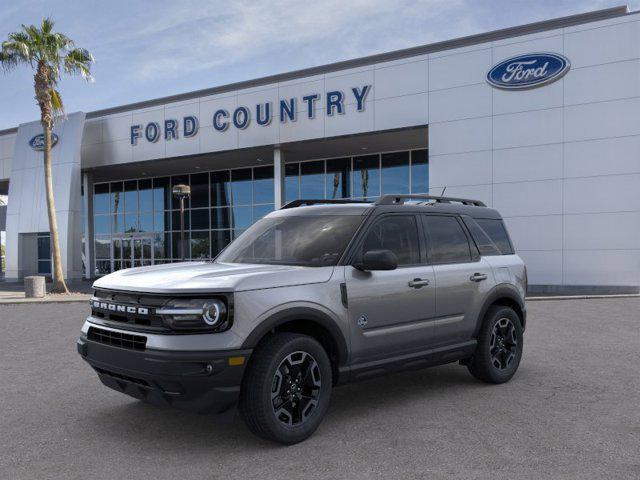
<box><xmin>1</xmin><ymin>299</ymin><xmax>639</xmax><ymax>479</ymax></box>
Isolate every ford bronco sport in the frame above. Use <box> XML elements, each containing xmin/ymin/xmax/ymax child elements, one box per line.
<box><xmin>78</xmin><ymin>194</ymin><xmax>527</xmax><ymax>444</ymax></box>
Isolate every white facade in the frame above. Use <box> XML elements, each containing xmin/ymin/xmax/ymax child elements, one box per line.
<box><xmin>0</xmin><ymin>6</ymin><xmax>639</xmax><ymax>293</ymax></box>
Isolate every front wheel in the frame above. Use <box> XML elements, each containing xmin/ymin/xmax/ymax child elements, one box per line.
<box><xmin>239</xmin><ymin>333</ymin><xmax>332</xmax><ymax>444</ymax></box>
<box><xmin>468</xmin><ymin>306</ymin><xmax>523</xmax><ymax>384</ymax></box>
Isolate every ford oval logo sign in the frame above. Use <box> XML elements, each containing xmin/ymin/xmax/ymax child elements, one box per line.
<box><xmin>487</xmin><ymin>53</ymin><xmax>570</xmax><ymax>90</ymax></box>
<box><xmin>29</xmin><ymin>133</ymin><xmax>59</xmax><ymax>151</ymax></box>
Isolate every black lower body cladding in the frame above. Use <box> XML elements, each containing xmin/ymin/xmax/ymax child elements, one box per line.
<box><xmin>77</xmin><ymin>336</ymin><xmax>251</xmax><ymax>414</ymax></box>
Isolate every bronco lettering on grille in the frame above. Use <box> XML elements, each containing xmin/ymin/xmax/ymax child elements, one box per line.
<box><xmin>92</xmin><ymin>300</ymin><xmax>149</xmax><ymax>315</ymax></box>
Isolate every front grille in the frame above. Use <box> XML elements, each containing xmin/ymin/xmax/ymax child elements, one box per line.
<box><xmin>88</xmin><ymin>326</ymin><xmax>147</xmax><ymax>351</ymax></box>
<box><xmin>91</xmin><ymin>289</ymin><xmax>168</xmax><ymax>331</ymax></box>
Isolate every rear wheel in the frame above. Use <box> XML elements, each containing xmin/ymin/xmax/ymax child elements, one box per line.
<box><xmin>468</xmin><ymin>306</ymin><xmax>523</xmax><ymax>384</ymax></box>
<box><xmin>239</xmin><ymin>333</ymin><xmax>332</xmax><ymax>444</ymax></box>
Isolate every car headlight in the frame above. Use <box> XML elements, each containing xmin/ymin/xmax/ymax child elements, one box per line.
<box><xmin>157</xmin><ymin>298</ymin><xmax>229</xmax><ymax>331</ymax></box>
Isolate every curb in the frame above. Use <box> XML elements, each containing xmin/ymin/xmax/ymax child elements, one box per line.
<box><xmin>0</xmin><ymin>295</ymin><xmax>91</xmax><ymax>305</ymax></box>
<box><xmin>526</xmin><ymin>294</ymin><xmax>640</xmax><ymax>301</ymax></box>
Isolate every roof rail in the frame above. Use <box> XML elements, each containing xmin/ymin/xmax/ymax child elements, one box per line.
<box><xmin>280</xmin><ymin>199</ymin><xmax>372</xmax><ymax>209</ymax></box>
<box><xmin>375</xmin><ymin>194</ymin><xmax>486</xmax><ymax>207</ymax></box>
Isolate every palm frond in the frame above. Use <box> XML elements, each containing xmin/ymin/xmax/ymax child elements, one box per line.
<box><xmin>64</xmin><ymin>47</ymin><xmax>94</xmax><ymax>82</ymax></box>
<box><xmin>50</xmin><ymin>87</ymin><xmax>64</xmax><ymax>114</ymax></box>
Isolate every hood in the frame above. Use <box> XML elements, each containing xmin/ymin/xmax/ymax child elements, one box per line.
<box><xmin>92</xmin><ymin>261</ymin><xmax>335</xmax><ymax>294</ymax></box>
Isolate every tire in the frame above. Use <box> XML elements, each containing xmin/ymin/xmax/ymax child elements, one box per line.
<box><xmin>468</xmin><ymin>306</ymin><xmax>523</xmax><ymax>384</ymax></box>
<box><xmin>239</xmin><ymin>333</ymin><xmax>332</xmax><ymax>444</ymax></box>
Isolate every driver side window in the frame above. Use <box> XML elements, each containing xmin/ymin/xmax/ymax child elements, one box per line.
<box><xmin>360</xmin><ymin>216</ymin><xmax>420</xmax><ymax>266</ymax></box>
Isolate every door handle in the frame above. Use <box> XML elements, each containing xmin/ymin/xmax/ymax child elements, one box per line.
<box><xmin>470</xmin><ymin>273</ymin><xmax>488</xmax><ymax>282</ymax></box>
<box><xmin>408</xmin><ymin>278</ymin><xmax>430</xmax><ymax>288</ymax></box>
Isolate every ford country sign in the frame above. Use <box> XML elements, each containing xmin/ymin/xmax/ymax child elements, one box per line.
<box><xmin>29</xmin><ymin>133</ymin><xmax>59</xmax><ymax>151</ymax></box>
<box><xmin>487</xmin><ymin>53</ymin><xmax>570</xmax><ymax>90</ymax></box>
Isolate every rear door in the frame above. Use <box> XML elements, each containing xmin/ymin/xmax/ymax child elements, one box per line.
<box><xmin>345</xmin><ymin>214</ymin><xmax>436</xmax><ymax>364</ymax></box>
<box><xmin>421</xmin><ymin>214</ymin><xmax>494</xmax><ymax>347</ymax></box>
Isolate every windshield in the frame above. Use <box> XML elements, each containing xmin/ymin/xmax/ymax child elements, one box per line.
<box><xmin>216</xmin><ymin>215</ymin><xmax>363</xmax><ymax>267</ymax></box>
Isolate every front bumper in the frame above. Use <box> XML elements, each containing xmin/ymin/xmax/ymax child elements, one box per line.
<box><xmin>77</xmin><ymin>334</ymin><xmax>251</xmax><ymax>414</ymax></box>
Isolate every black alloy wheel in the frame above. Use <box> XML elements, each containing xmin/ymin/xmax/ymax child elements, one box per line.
<box><xmin>467</xmin><ymin>305</ymin><xmax>523</xmax><ymax>384</ymax></box>
<box><xmin>271</xmin><ymin>351</ymin><xmax>322</xmax><ymax>426</ymax></box>
<box><xmin>239</xmin><ymin>333</ymin><xmax>332</xmax><ymax>444</ymax></box>
<box><xmin>490</xmin><ymin>317</ymin><xmax>518</xmax><ymax>370</ymax></box>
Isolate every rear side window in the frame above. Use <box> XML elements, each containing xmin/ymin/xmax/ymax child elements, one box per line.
<box><xmin>462</xmin><ymin>217</ymin><xmax>501</xmax><ymax>256</ymax></box>
<box><xmin>475</xmin><ymin>218</ymin><xmax>514</xmax><ymax>255</ymax></box>
<box><xmin>422</xmin><ymin>215</ymin><xmax>472</xmax><ymax>264</ymax></box>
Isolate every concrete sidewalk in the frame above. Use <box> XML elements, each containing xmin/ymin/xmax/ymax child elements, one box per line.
<box><xmin>0</xmin><ymin>279</ymin><xmax>93</xmax><ymax>304</ymax></box>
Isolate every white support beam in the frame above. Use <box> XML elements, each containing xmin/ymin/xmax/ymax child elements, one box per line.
<box><xmin>274</xmin><ymin>147</ymin><xmax>286</xmax><ymax>209</ymax></box>
<box><xmin>82</xmin><ymin>172</ymin><xmax>93</xmax><ymax>279</ymax></box>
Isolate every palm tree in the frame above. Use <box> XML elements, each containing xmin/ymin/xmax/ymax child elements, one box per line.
<box><xmin>0</xmin><ymin>18</ymin><xmax>93</xmax><ymax>293</ymax></box>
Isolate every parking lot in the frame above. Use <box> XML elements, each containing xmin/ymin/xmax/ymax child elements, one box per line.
<box><xmin>1</xmin><ymin>298</ymin><xmax>639</xmax><ymax>479</ymax></box>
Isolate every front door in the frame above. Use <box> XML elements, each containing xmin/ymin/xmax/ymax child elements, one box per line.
<box><xmin>345</xmin><ymin>214</ymin><xmax>436</xmax><ymax>365</ymax></box>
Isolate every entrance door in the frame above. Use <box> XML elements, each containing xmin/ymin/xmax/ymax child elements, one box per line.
<box><xmin>111</xmin><ymin>235</ymin><xmax>154</xmax><ymax>272</ymax></box>
<box><xmin>133</xmin><ymin>237</ymin><xmax>153</xmax><ymax>267</ymax></box>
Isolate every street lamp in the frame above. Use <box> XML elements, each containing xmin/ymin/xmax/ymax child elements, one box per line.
<box><xmin>172</xmin><ymin>184</ymin><xmax>191</xmax><ymax>261</ymax></box>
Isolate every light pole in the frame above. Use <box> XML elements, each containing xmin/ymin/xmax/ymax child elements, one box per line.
<box><xmin>172</xmin><ymin>184</ymin><xmax>191</xmax><ymax>261</ymax></box>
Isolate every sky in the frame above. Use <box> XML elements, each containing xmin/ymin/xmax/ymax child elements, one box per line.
<box><xmin>0</xmin><ymin>0</ymin><xmax>638</xmax><ymax>130</ymax></box>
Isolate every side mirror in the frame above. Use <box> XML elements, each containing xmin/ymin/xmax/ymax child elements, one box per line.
<box><xmin>354</xmin><ymin>249</ymin><xmax>398</xmax><ymax>271</ymax></box>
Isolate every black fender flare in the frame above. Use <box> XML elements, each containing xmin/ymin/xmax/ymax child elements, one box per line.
<box><xmin>241</xmin><ymin>307</ymin><xmax>349</xmax><ymax>366</ymax></box>
<box><xmin>474</xmin><ymin>284</ymin><xmax>526</xmax><ymax>336</ymax></box>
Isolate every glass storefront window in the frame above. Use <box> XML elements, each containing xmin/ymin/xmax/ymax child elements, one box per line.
<box><xmin>124</xmin><ymin>180</ymin><xmax>138</xmax><ymax>213</ymax></box>
<box><xmin>253</xmin><ymin>204</ymin><xmax>275</xmax><ymax>221</ymax></box>
<box><xmin>171</xmin><ymin>175</ymin><xmax>190</xmax><ymax>209</ymax></box>
<box><xmin>111</xmin><ymin>182</ymin><xmax>123</xmax><ymax>215</ymax></box>
<box><xmin>37</xmin><ymin>232</ymin><xmax>51</xmax><ymax>275</ymax></box>
<box><xmin>285</xmin><ymin>163</ymin><xmax>299</xmax><ymax>203</ymax></box>
<box><xmin>171</xmin><ymin>210</ymin><xmax>190</xmax><ymax>231</ymax></box>
<box><xmin>353</xmin><ymin>154</ymin><xmax>380</xmax><ymax>200</ymax></box>
<box><xmin>190</xmin><ymin>208</ymin><xmax>209</xmax><ymax>230</ymax></box>
<box><xmin>139</xmin><ymin>214</ymin><xmax>154</xmax><ymax>232</ymax></box>
<box><xmin>232</xmin><ymin>205</ymin><xmax>252</xmax><ymax>229</ymax></box>
<box><xmin>231</xmin><ymin>169</ymin><xmax>252</xmax><ymax>206</ymax></box>
<box><xmin>153</xmin><ymin>177</ymin><xmax>170</xmax><ymax>212</ymax></box>
<box><xmin>411</xmin><ymin>149</ymin><xmax>429</xmax><ymax>193</ymax></box>
<box><xmin>124</xmin><ymin>213</ymin><xmax>138</xmax><ymax>233</ymax></box>
<box><xmin>94</xmin><ymin>215</ymin><xmax>110</xmax><ymax>235</ymax></box>
<box><xmin>190</xmin><ymin>231</ymin><xmax>210</xmax><ymax>259</ymax></box>
<box><xmin>211</xmin><ymin>207</ymin><xmax>231</xmax><ymax>230</ymax></box>
<box><xmin>95</xmin><ymin>236</ymin><xmax>110</xmax><ymax>259</ymax></box>
<box><xmin>94</xmin><ymin>184</ymin><xmax>110</xmax><ymax>214</ymax></box>
<box><xmin>212</xmin><ymin>230</ymin><xmax>232</xmax><ymax>256</ymax></box>
<box><xmin>112</xmin><ymin>213</ymin><xmax>124</xmax><ymax>234</ymax></box>
<box><xmin>326</xmin><ymin>158</ymin><xmax>351</xmax><ymax>199</ymax></box>
<box><xmin>253</xmin><ymin>166</ymin><xmax>274</xmax><ymax>204</ymax></box>
<box><xmin>92</xmin><ymin>149</ymin><xmax>428</xmax><ymax>276</ymax></box>
<box><xmin>300</xmin><ymin>160</ymin><xmax>325</xmax><ymax>199</ymax></box>
<box><xmin>139</xmin><ymin>179</ymin><xmax>153</xmax><ymax>212</ymax></box>
<box><xmin>381</xmin><ymin>151</ymin><xmax>410</xmax><ymax>195</ymax></box>
<box><xmin>190</xmin><ymin>172</ymin><xmax>209</xmax><ymax>208</ymax></box>
<box><xmin>211</xmin><ymin>171</ymin><xmax>231</xmax><ymax>207</ymax></box>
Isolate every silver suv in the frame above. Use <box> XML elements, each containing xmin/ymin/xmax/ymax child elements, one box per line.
<box><xmin>77</xmin><ymin>195</ymin><xmax>527</xmax><ymax>444</ymax></box>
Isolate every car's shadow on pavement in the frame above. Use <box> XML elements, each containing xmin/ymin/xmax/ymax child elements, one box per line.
<box><xmin>86</xmin><ymin>362</ymin><xmax>491</xmax><ymax>450</ymax></box>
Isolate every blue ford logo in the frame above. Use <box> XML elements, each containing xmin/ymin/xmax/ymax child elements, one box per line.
<box><xmin>29</xmin><ymin>133</ymin><xmax>59</xmax><ymax>151</ymax></box>
<box><xmin>487</xmin><ymin>53</ymin><xmax>570</xmax><ymax>90</ymax></box>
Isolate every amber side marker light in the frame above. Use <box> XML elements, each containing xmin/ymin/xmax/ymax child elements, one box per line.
<box><xmin>228</xmin><ymin>356</ymin><xmax>245</xmax><ymax>366</ymax></box>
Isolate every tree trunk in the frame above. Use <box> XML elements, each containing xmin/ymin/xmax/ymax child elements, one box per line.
<box><xmin>35</xmin><ymin>63</ymin><xmax>68</xmax><ymax>294</ymax></box>
<box><xmin>43</xmin><ymin>124</ymin><xmax>68</xmax><ymax>294</ymax></box>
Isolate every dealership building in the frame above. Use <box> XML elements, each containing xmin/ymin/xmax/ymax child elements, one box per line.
<box><xmin>0</xmin><ymin>6</ymin><xmax>639</xmax><ymax>294</ymax></box>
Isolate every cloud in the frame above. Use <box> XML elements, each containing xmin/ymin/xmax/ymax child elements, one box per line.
<box><xmin>98</xmin><ymin>0</ymin><xmax>475</xmax><ymax>81</ymax></box>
